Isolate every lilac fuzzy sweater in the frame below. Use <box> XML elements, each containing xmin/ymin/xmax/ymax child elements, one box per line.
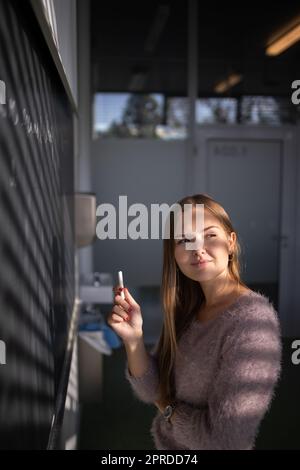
<box><xmin>125</xmin><ymin>290</ymin><xmax>282</xmax><ymax>450</ymax></box>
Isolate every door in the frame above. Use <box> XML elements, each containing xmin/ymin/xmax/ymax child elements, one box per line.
<box><xmin>193</xmin><ymin>125</ymin><xmax>298</xmax><ymax>336</ymax></box>
<box><xmin>206</xmin><ymin>138</ymin><xmax>281</xmax><ymax>308</ymax></box>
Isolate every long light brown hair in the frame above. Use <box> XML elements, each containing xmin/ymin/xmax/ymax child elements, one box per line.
<box><xmin>155</xmin><ymin>193</ymin><xmax>248</xmax><ymax>403</ymax></box>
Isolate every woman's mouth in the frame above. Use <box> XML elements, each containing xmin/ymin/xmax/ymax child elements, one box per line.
<box><xmin>191</xmin><ymin>260</ymin><xmax>211</xmax><ymax>268</ymax></box>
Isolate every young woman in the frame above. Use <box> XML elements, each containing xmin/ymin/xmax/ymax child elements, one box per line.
<box><xmin>107</xmin><ymin>193</ymin><xmax>282</xmax><ymax>450</ymax></box>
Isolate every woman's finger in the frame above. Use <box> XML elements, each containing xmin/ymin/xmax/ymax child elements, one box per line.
<box><xmin>123</xmin><ymin>288</ymin><xmax>139</xmax><ymax>308</ymax></box>
<box><xmin>114</xmin><ymin>294</ymin><xmax>131</xmax><ymax>311</ymax></box>
<box><xmin>112</xmin><ymin>305</ymin><xmax>130</xmax><ymax>320</ymax></box>
<box><xmin>111</xmin><ymin>313</ymin><xmax>125</xmax><ymax>323</ymax></box>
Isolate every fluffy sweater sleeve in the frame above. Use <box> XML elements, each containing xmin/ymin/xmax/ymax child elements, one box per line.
<box><xmin>124</xmin><ymin>343</ymin><xmax>160</xmax><ymax>404</ymax></box>
<box><xmin>170</xmin><ymin>301</ymin><xmax>282</xmax><ymax>450</ymax></box>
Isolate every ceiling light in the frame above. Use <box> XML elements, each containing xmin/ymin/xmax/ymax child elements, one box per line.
<box><xmin>266</xmin><ymin>17</ymin><xmax>300</xmax><ymax>56</ymax></box>
<box><xmin>214</xmin><ymin>73</ymin><xmax>243</xmax><ymax>94</ymax></box>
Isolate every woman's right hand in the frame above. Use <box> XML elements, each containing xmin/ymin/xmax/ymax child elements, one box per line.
<box><xmin>107</xmin><ymin>286</ymin><xmax>144</xmax><ymax>345</ymax></box>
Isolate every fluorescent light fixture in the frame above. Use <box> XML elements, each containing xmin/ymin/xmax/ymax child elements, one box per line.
<box><xmin>214</xmin><ymin>73</ymin><xmax>243</xmax><ymax>94</ymax></box>
<box><xmin>266</xmin><ymin>22</ymin><xmax>300</xmax><ymax>56</ymax></box>
<box><xmin>266</xmin><ymin>15</ymin><xmax>300</xmax><ymax>56</ymax></box>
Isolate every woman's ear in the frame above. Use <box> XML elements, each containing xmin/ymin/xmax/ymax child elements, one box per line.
<box><xmin>228</xmin><ymin>232</ymin><xmax>236</xmax><ymax>253</ymax></box>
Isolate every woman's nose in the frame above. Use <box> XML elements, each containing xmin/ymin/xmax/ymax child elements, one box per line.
<box><xmin>193</xmin><ymin>244</ymin><xmax>206</xmax><ymax>255</ymax></box>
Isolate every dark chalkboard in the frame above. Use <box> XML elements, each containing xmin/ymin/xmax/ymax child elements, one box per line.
<box><xmin>0</xmin><ymin>0</ymin><xmax>75</xmax><ymax>449</ymax></box>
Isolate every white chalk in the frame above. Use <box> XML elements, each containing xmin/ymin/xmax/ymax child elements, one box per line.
<box><xmin>118</xmin><ymin>270</ymin><xmax>125</xmax><ymax>299</ymax></box>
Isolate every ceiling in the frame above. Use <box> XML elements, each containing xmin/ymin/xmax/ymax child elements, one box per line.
<box><xmin>91</xmin><ymin>0</ymin><xmax>300</xmax><ymax>97</ymax></box>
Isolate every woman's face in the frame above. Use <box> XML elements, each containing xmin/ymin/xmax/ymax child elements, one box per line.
<box><xmin>174</xmin><ymin>207</ymin><xmax>236</xmax><ymax>283</ymax></box>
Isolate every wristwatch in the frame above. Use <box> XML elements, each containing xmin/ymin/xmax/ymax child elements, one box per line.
<box><xmin>163</xmin><ymin>402</ymin><xmax>177</xmax><ymax>422</ymax></box>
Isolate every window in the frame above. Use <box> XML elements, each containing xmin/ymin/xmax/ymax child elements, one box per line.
<box><xmin>93</xmin><ymin>93</ymin><xmax>299</xmax><ymax>140</ymax></box>
<box><xmin>93</xmin><ymin>93</ymin><xmax>163</xmax><ymax>139</ymax></box>
<box><xmin>196</xmin><ymin>98</ymin><xmax>237</xmax><ymax>124</ymax></box>
<box><xmin>240</xmin><ymin>96</ymin><xmax>298</xmax><ymax>125</ymax></box>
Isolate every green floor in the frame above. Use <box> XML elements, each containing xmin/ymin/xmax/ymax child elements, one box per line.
<box><xmin>78</xmin><ymin>345</ymin><xmax>156</xmax><ymax>450</ymax></box>
<box><xmin>78</xmin><ymin>338</ymin><xmax>300</xmax><ymax>450</ymax></box>
<box><xmin>254</xmin><ymin>337</ymin><xmax>300</xmax><ymax>449</ymax></box>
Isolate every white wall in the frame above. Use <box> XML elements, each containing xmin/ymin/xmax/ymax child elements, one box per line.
<box><xmin>92</xmin><ymin>138</ymin><xmax>187</xmax><ymax>287</ymax></box>
<box><xmin>294</xmin><ymin>124</ymin><xmax>300</xmax><ymax>334</ymax></box>
<box><xmin>91</xmin><ymin>126</ymin><xmax>300</xmax><ymax>337</ymax></box>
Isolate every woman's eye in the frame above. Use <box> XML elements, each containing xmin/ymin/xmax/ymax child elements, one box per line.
<box><xmin>178</xmin><ymin>235</ymin><xmax>216</xmax><ymax>244</ymax></box>
<box><xmin>178</xmin><ymin>238</ymin><xmax>192</xmax><ymax>244</ymax></box>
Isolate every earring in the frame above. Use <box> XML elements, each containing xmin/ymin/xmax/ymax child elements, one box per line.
<box><xmin>228</xmin><ymin>253</ymin><xmax>233</xmax><ymax>261</ymax></box>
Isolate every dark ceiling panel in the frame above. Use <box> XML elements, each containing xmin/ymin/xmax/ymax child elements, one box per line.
<box><xmin>91</xmin><ymin>0</ymin><xmax>300</xmax><ymax>96</ymax></box>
